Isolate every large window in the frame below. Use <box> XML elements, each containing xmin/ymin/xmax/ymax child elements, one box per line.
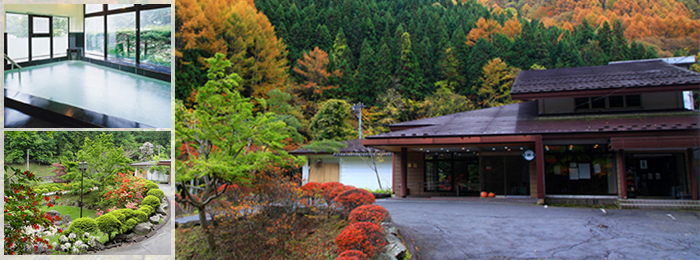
<box><xmin>6</xmin><ymin>13</ymin><xmax>29</xmax><ymax>62</ymax></box>
<box><xmin>4</xmin><ymin>13</ymin><xmax>69</xmax><ymax>64</ymax></box>
<box><xmin>84</xmin><ymin>4</ymin><xmax>171</xmax><ymax>69</ymax></box>
<box><xmin>140</xmin><ymin>8</ymin><xmax>171</xmax><ymax>67</ymax></box>
<box><xmin>85</xmin><ymin>16</ymin><xmax>105</xmax><ymax>56</ymax></box>
<box><xmin>575</xmin><ymin>95</ymin><xmax>642</xmax><ymax>111</ymax></box>
<box><xmin>53</xmin><ymin>17</ymin><xmax>69</xmax><ymax>57</ymax></box>
<box><xmin>107</xmin><ymin>12</ymin><xmax>136</xmax><ymax>61</ymax></box>
<box><xmin>544</xmin><ymin>144</ymin><xmax>617</xmax><ymax>195</ymax></box>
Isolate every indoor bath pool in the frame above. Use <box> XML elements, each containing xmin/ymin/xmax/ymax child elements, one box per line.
<box><xmin>4</xmin><ymin>60</ymin><xmax>171</xmax><ymax>128</ymax></box>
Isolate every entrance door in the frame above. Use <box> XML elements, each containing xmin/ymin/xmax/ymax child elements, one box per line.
<box><xmin>482</xmin><ymin>155</ymin><xmax>530</xmax><ymax>196</ymax></box>
<box><xmin>309</xmin><ymin>162</ymin><xmax>339</xmax><ymax>183</ymax></box>
<box><xmin>454</xmin><ymin>156</ymin><xmax>480</xmax><ymax>196</ymax></box>
<box><xmin>626</xmin><ymin>154</ymin><xmax>685</xmax><ymax>198</ymax></box>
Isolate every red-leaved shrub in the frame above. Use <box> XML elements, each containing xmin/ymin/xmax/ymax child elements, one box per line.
<box><xmin>334</xmin><ymin>188</ymin><xmax>375</xmax><ymax>214</ymax></box>
<box><xmin>320</xmin><ymin>182</ymin><xmax>347</xmax><ymax>203</ymax></box>
<box><xmin>337</xmin><ymin>249</ymin><xmax>368</xmax><ymax>260</ymax></box>
<box><xmin>335</xmin><ymin>222</ymin><xmax>386</xmax><ymax>257</ymax></box>
<box><xmin>301</xmin><ymin>182</ymin><xmax>322</xmax><ymax>197</ymax></box>
<box><xmin>348</xmin><ymin>204</ymin><xmax>390</xmax><ymax>224</ymax></box>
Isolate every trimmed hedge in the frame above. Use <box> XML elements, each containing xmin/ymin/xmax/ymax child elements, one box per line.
<box><xmin>110</xmin><ymin>212</ymin><xmax>126</xmax><ymax>223</ymax></box>
<box><xmin>147</xmin><ymin>189</ymin><xmax>165</xmax><ymax>200</ymax></box>
<box><xmin>96</xmin><ymin>214</ymin><xmax>122</xmax><ymax>240</ymax></box>
<box><xmin>68</xmin><ymin>218</ymin><xmax>98</xmax><ymax>234</ymax></box>
<box><xmin>334</xmin><ymin>189</ymin><xmax>376</xmax><ymax>214</ymax></box>
<box><xmin>141</xmin><ymin>195</ymin><xmax>161</xmax><ymax>208</ymax></box>
<box><xmin>335</xmin><ymin>222</ymin><xmax>386</xmax><ymax>257</ymax></box>
<box><xmin>338</xmin><ymin>250</ymin><xmax>368</xmax><ymax>260</ymax></box>
<box><xmin>125</xmin><ymin>218</ymin><xmax>139</xmax><ymax>231</ymax></box>
<box><xmin>348</xmin><ymin>205</ymin><xmax>390</xmax><ymax>224</ymax></box>
<box><xmin>133</xmin><ymin>210</ymin><xmax>148</xmax><ymax>223</ymax></box>
<box><xmin>113</xmin><ymin>208</ymin><xmax>135</xmax><ymax>220</ymax></box>
<box><xmin>140</xmin><ymin>205</ymin><xmax>154</xmax><ymax>216</ymax></box>
<box><xmin>144</xmin><ymin>182</ymin><xmax>160</xmax><ymax>192</ymax></box>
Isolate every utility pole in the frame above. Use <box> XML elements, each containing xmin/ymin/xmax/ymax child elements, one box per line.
<box><xmin>352</xmin><ymin>103</ymin><xmax>366</xmax><ymax>139</ymax></box>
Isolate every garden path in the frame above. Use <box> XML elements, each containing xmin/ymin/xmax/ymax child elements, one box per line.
<box><xmin>99</xmin><ymin>183</ymin><xmax>174</xmax><ymax>256</ymax></box>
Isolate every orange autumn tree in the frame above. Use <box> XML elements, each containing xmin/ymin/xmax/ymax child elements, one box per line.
<box><xmin>292</xmin><ymin>47</ymin><xmax>340</xmax><ymax>103</ymax></box>
<box><xmin>176</xmin><ymin>0</ymin><xmax>288</xmax><ymax>98</ymax></box>
<box><xmin>466</xmin><ymin>17</ymin><xmax>503</xmax><ymax>46</ymax></box>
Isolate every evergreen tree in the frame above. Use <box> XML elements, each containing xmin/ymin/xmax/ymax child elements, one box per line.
<box><xmin>396</xmin><ymin>32</ymin><xmax>425</xmax><ymax>100</ymax></box>
<box><xmin>354</xmin><ymin>39</ymin><xmax>378</xmax><ymax>105</ymax></box>
<box><xmin>609</xmin><ymin>19</ymin><xmax>630</xmax><ymax>62</ymax></box>
<box><xmin>315</xmin><ymin>24</ymin><xmax>333</xmax><ymax>52</ymax></box>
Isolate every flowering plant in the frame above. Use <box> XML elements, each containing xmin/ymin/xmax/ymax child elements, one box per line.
<box><xmin>54</xmin><ymin>231</ymin><xmax>99</xmax><ymax>254</ymax></box>
<box><xmin>101</xmin><ymin>172</ymin><xmax>146</xmax><ymax>208</ymax></box>
<box><xmin>4</xmin><ymin>166</ymin><xmax>61</xmax><ymax>255</ymax></box>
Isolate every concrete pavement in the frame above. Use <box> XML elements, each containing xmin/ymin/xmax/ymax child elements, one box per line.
<box><xmin>377</xmin><ymin>199</ymin><xmax>699</xmax><ymax>260</ymax></box>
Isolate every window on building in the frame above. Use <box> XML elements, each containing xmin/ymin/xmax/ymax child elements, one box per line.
<box><xmin>140</xmin><ymin>7</ymin><xmax>171</xmax><ymax>67</ymax></box>
<box><xmin>424</xmin><ymin>153</ymin><xmax>454</xmax><ymax>192</ymax></box>
<box><xmin>85</xmin><ymin>16</ymin><xmax>104</xmax><ymax>57</ymax></box>
<box><xmin>107</xmin><ymin>12</ymin><xmax>136</xmax><ymax>61</ymax></box>
<box><xmin>85</xmin><ymin>4</ymin><xmax>104</xmax><ymax>14</ymax></box>
<box><xmin>53</xmin><ymin>17</ymin><xmax>69</xmax><ymax>57</ymax></box>
<box><xmin>6</xmin><ymin>13</ymin><xmax>29</xmax><ymax>62</ymax></box>
<box><xmin>544</xmin><ymin>144</ymin><xmax>617</xmax><ymax>195</ymax></box>
<box><xmin>574</xmin><ymin>95</ymin><xmax>642</xmax><ymax>111</ymax></box>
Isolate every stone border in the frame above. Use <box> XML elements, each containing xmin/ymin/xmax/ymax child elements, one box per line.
<box><xmin>394</xmin><ymin>223</ymin><xmax>419</xmax><ymax>260</ymax></box>
<box><xmin>87</xmin><ymin>196</ymin><xmax>171</xmax><ymax>253</ymax></box>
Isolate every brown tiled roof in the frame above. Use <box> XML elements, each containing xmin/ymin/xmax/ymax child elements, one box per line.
<box><xmin>511</xmin><ymin>60</ymin><xmax>700</xmax><ymax>98</ymax></box>
<box><xmin>367</xmin><ymin>101</ymin><xmax>699</xmax><ymax>139</ymax></box>
<box><xmin>290</xmin><ymin>139</ymin><xmax>388</xmax><ymax>154</ymax></box>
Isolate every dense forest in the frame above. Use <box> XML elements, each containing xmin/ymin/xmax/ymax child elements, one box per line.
<box><xmin>175</xmin><ymin>0</ymin><xmax>699</xmax><ymax>146</ymax></box>
<box><xmin>4</xmin><ymin>131</ymin><xmax>171</xmax><ymax>165</ymax></box>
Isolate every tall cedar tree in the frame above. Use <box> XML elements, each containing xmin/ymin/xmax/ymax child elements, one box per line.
<box><xmin>176</xmin><ymin>0</ymin><xmax>288</xmax><ymax>99</ymax></box>
<box><xmin>396</xmin><ymin>32</ymin><xmax>425</xmax><ymax>100</ymax></box>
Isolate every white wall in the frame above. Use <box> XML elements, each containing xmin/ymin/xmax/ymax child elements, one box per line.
<box><xmin>302</xmin><ymin>154</ymin><xmax>393</xmax><ymax>191</ymax></box>
<box><xmin>4</xmin><ymin>4</ymin><xmax>84</xmax><ymax>32</ymax></box>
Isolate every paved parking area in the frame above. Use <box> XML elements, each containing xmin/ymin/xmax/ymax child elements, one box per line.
<box><xmin>376</xmin><ymin>199</ymin><xmax>699</xmax><ymax>260</ymax></box>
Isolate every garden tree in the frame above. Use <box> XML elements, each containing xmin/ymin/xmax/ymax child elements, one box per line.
<box><xmin>375</xmin><ymin>88</ymin><xmax>407</xmax><ymax>133</ymax></box>
<box><xmin>176</xmin><ymin>53</ymin><xmax>304</xmax><ymax>252</ymax></box>
<box><xmin>309</xmin><ymin>99</ymin><xmax>356</xmax><ymax>142</ymax></box>
<box><xmin>176</xmin><ymin>0</ymin><xmax>289</xmax><ymax>99</ymax></box>
<box><xmin>422</xmin><ymin>84</ymin><xmax>475</xmax><ymax>118</ymax></box>
<box><xmin>478</xmin><ymin>58</ymin><xmax>520</xmax><ymax>108</ymax></box>
<box><xmin>4</xmin><ymin>132</ymin><xmax>57</xmax><ymax>165</ymax></box>
<box><xmin>60</xmin><ymin>133</ymin><xmax>133</xmax><ymax>194</ymax></box>
<box><xmin>292</xmin><ymin>47</ymin><xmax>340</xmax><ymax>103</ymax></box>
<box><xmin>265</xmin><ymin>89</ymin><xmax>307</xmax><ymax>149</ymax></box>
<box><xmin>396</xmin><ymin>32</ymin><xmax>426</xmax><ymax>100</ymax></box>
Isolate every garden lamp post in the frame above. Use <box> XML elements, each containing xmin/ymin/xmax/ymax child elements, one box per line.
<box><xmin>79</xmin><ymin>160</ymin><xmax>87</xmax><ymax>218</ymax></box>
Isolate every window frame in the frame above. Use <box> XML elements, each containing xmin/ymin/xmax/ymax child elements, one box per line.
<box><xmin>4</xmin><ymin>12</ymin><xmax>70</xmax><ymax>67</ymax></box>
<box><xmin>574</xmin><ymin>95</ymin><xmax>642</xmax><ymax>111</ymax></box>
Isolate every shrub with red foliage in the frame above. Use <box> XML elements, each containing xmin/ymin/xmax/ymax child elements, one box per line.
<box><xmin>334</xmin><ymin>188</ymin><xmax>375</xmax><ymax>214</ymax></box>
<box><xmin>337</xmin><ymin>249</ymin><xmax>368</xmax><ymax>260</ymax></box>
<box><xmin>335</xmin><ymin>222</ymin><xmax>386</xmax><ymax>257</ymax></box>
<box><xmin>301</xmin><ymin>182</ymin><xmax>322</xmax><ymax>197</ymax></box>
<box><xmin>320</xmin><ymin>182</ymin><xmax>346</xmax><ymax>203</ymax></box>
<box><xmin>348</xmin><ymin>204</ymin><xmax>390</xmax><ymax>224</ymax></box>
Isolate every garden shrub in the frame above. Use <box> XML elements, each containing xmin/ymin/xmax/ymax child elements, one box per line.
<box><xmin>113</xmin><ymin>208</ymin><xmax>135</xmax><ymax>220</ymax></box>
<box><xmin>348</xmin><ymin>205</ymin><xmax>390</xmax><ymax>224</ymax></box>
<box><xmin>133</xmin><ymin>210</ymin><xmax>148</xmax><ymax>223</ymax></box>
<box><xmin>338</xmin><ymin>250</ymin><xmax>368</xmax><ymax>260</ymax></box>
<box><xmin>320</xmin><ymin>182</ymin><xmax>346</xmax><ymax>202</ymax></box>
<box><xmin>110</xmin><ymin>212</ymin><xmax>126</xmax><ymax>223</ymax></box>
<box><xmin>141</xmin><ymin>195</ymin><xmax>161</xmax><ymax>208</ymax></box>
<box><xmin>147</xmin><ymin>189</ymin><xmax>165</xmax><ymax>200</ymax></box>
<box><xmin>334</xmin><ymin>188</ymin><xmax>376</xmax><ymax>214</ymax></box>
<box><xmin>335</xmin><ymin>222</ymin><xmax>386</xmax><ymax>257</ymax></box>
<box><xmin>301</xmin><ymin>182</ymin><xmax>322</xmax><ymax>197</ymax></box>
<box><xmin>125</xmin><ymin>218</ymin><xmax>139</xmax><ymax>231</ymax></box>
<box><xmin>68</xmin><ymin>218</ymin><xmax>98</xmax><ymax>234</ymax></box>
<box><xmin>140</xmin><ymin>205</ymin><xmax>154</xmax><ymax>216</ymax></box>
<box><xmin>144</xmin><ymin>182</ymin><xmax>160</xmax><ymax>192</ymax></box>
<box><xmin>96</xmin><ymin>214</ymin><xmax>122</xmax><ymax>241</ymax></box>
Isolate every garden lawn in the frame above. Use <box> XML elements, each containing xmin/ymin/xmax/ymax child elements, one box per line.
<box><xmin>42</xmin><ymin>205</ymin><xmax>97</xmax><ymax>220</ymax></box>
<box><xmin>7</xmin><ymin>162</ymin><xmax>55</xmax><ymax>177</ymax></box>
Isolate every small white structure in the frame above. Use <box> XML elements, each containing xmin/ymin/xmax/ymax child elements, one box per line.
<box><xmin>130</xmin><ymin>160</ymin><xmax>171</xmax><ymax>183</ymax></box>
<box><xmin>292</xmin><ymin>139</ymin><xmax>393</xmax><ymax>191</ymax></box>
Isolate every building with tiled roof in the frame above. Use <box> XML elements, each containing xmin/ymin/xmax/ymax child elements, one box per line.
<box><xmin>363</xmin><ymin>58</ymin><xmax>700</xmax><ymax>205</ymax></box>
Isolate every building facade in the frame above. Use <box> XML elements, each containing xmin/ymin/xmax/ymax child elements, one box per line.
<box><xmin>363</xmin><ymin>59</ymin><xmax>700</xmax><ymax>204</ymax></box>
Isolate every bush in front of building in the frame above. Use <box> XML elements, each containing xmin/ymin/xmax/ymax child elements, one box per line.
<box><xmin>335</xmin><ymin>222</ymin><xmax>386</xmax><ymax>257</ymax></box>
<box><xmin>320</xmin><ymin>182</ymin><xmax>346</xmax><ymax>203</ymax></box>
<box><xmin>348</xmin><ymin>204</ymin><xmax>390</xmax><ymax>224</ymax></box>
<box><xmin>334</xmin><ymin>188</ymin><xmax>375</xmax><ymax>214</ymax></box>
<box><xmin>301</xmin><ymin>182</ymin><xmax>322</xmax><ymax>197</ymax></box>
<box><xmin>147</xmin><ymin>189</ymin><xmax>165</xmax><ymax>200</ymax></box>
<box><xmin>337</xmin><ymin>249</ymin><xmax>368</xmax><ymax>260</ymax></box>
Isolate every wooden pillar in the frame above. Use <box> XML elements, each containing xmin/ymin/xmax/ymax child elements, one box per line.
<box><xmin>401</xmin><ymin>148</ymin><xmax>408</xmax><ymax>198</ymax></box>
<box><xmin>618</xmin><ymin>150</ymin><xmax>627</xmax><ymax>199</ymax></box>
<box><xmin>535</xmin><ymin>135</ymin><xmax>545</xmax><ymax>204</ymax></box>
<box><xmin>688</xmin><ymin>148</ymin><xmax>698</xmax><ymax>200</ymax></box>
